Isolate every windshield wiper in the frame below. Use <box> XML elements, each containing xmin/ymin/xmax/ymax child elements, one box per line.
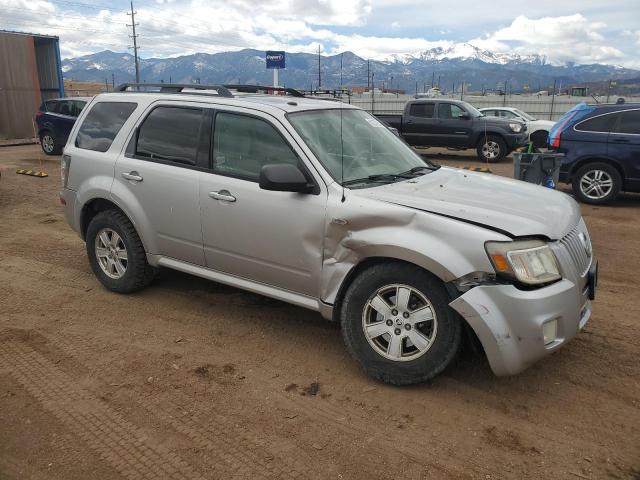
<box><xmin>401</xmin><ymin>165</ymin><xmax>441</xmax><ymax>176</ymax></box>
<box><xmin>342</xmin><ymin>173</ymin><xmax>413</xmax><ymax>186</ymax></box>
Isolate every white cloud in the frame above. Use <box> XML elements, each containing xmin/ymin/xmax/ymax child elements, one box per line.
<box><xmin>469</xmin><ymin>14</ymin><xmax>626</xmax><ymax>66</ymax></box>
<box><xmin>1</xmin><ymin>0</ymin><xmax>638</xmax><ymax>69</ymax></box>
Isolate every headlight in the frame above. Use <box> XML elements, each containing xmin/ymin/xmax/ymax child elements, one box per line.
<box><xmin>509</xmin><ymin>123</ymin><xmax>523</xmax><ymax>133</ymax></box>
<box><xmin>485</xmin><ymin>240</ymin><xmax>561</xmax><ymax>285</ymax></box>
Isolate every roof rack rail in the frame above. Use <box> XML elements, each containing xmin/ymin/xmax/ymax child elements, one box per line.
<box><xmin>115</xmin><ymin>83</ymin><xmax>234</xmax><ymax>97</ymax></box>
<box><xmin>223</xmin><ymin>84</ymin><xmax>306</xmax><ymax>98</ymax></box>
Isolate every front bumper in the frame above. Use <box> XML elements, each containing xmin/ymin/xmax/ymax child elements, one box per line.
<box><xmin>504</xmin><ymin>132</ymin><xmax>528</xmax><ymax>150</ymax></box>
<box><xmin>449</xmin><ymin>261</ymin><xmax>596</xmax><ymax>376</ymax></box>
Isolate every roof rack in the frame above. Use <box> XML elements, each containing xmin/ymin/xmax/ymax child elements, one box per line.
<box><xmin>223</xmin><ymin>84</ymin><xmax>306</xmax><ymax>98</ymax></box>
<box><xmin>115</xmin><ymin>83</ymin><xmax>234</xmax><ymax>97</ymax></box>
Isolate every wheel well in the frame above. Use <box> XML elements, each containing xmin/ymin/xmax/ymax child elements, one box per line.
<box><xmin>80</xmin><ymin>198</ymin><xmax>126</xmax><ymax>240</ymax></box>
<box><xmin>569</xmin><ymin>157</ymin><xmax>625</xmax><ymax>186</ymax></box>
<box><xmin>331</xmin><ymin>257</ymin><xmax>438</xmax><ymax>322</ymax></box>
<box><xmin>475</xmin><ymin>132</ymin><xmax>504</xmax><ymax>146</ymax></box>
<box><xmin>530</xmin><ymin>130</ymin><xmax>548</xmax><ymax>139</ymax></box>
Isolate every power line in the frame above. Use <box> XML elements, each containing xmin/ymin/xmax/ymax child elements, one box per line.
<box><xmin>126</xmin><ymin>1</ymin><xmax>140</xmax><ymax>83</ymax></box>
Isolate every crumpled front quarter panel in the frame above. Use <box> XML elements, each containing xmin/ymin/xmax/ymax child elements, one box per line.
<box><xmin>320</xmin><ymin>187</ymin><xmax>508</xmax><ymax>305</ymax></box>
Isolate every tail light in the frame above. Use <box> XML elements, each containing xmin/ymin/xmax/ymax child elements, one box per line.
<box><xmin>551</xmin><ymin>132</ymin><xmax>561</xmax><ymax>148</ymax></box>
<box><xmin>61</xmin><ymin>154</ymin><xmax>71</xmax><ymax>188</ymax></box>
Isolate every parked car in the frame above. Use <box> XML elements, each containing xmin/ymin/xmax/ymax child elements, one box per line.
<box><xmin>479</xmin><ymin>107</ymin><xmax>555</xmax><ymax>148</ymax></box>
<box><xmin>376</xmin><ymin>99</ymin><xmax>527</xmax><ymax>162</ymax></box>
<box><xmin>548</xmin><ymin>102</ymin><xmax>640</xmax><ymax>204</ymax></box>
<box><xmin>35</xmin><ymin>97</ymin><xmax>91</xmax><ymax>155</ymax></box>
<box><xmin>60</xmin><ymin>84</ymin><xmax>596</xmax><ymax>385</ymax></box>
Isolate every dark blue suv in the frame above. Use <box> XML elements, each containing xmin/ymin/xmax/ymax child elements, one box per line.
<box><xmin>35</xmin><ymin>97</ymin><xmax>91</xmax><ymax>155</ymax></box>
<box><xmin>549</xmin><ymin>102</ymin><xmax>640</xmax><ymax>204</ymax></box>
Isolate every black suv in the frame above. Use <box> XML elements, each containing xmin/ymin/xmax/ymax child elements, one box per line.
<box><xmin>35</xmin><ymin>97</ymin><xmax>91</xmax><ymax>155</ymax></box>
<box><xmin>549</xmin><ymin>102</ymin><xmax>640</xmax><ymax>204</ymax></box>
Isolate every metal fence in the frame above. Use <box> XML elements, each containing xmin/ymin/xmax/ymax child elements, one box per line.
<box><xmin>346</xmin><ymin>94</ymin><xmax>640</xmax><ymax>121</ymax></box>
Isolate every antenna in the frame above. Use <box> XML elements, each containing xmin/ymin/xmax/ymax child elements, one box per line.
<box><xmin>340</xmin><ymin>52</ymin><xmax>345</xmax><ymax>203</ymax></box>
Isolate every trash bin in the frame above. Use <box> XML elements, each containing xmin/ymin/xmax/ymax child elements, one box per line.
<box><xmin>513</xmin><ymin>152</ymin><xmax>564</xmax><ymax>188</ymax></box>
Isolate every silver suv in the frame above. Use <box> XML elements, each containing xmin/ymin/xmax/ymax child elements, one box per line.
<box><xmin>60</xmin><ymin>84</ymin><xmax>597</xmax><ymax>385</ymax></box>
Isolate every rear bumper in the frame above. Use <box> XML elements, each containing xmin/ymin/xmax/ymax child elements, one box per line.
<box><xmin>449</xmin><ymin>262</ymin><xmax>595</xmax><ymax>376</ymax></box>
<box><xmin>60</xmin><ymin>188</ymin><xmax>80</xmax><ymax>235</ymax></box>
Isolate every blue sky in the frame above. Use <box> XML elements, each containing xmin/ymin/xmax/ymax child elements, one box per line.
<box><xmin>3</xmin><ymin>0</ymin><xmax>640</xmax><ymax>67</ymax></box>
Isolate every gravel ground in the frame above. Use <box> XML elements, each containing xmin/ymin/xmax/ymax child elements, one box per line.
<box><xmin>0</xmin><ymin>145</ymin><xmax>638</xmax><ymax>480</ymax></box>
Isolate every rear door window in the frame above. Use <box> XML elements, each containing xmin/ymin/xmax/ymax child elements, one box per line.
<box><xmin>76</xmin><ymin>102</ymin><xmax>137</xmax><ymax>152</ymax></box>
<box><xmin>135</xmin><ymin>106</ymin><xmax>205</xmax><ymax>166</ymax></box>
<box><xmin>409</xmin><ymin>103</ymin><xmax>435</xmax><ymax>118</ymax></box>
<box><xmin>614</xmin><ymin>110</ymin><xmax>640</xmax><ymax>134</ymax></box>
<box><xmin>58</xmin><ymin>101</ymin><xmax>74</xmax><ymax>116</ymax></box>
<box><xmin>575</xmin><ymin>113</ymin><xmax>617</xmax><ymax>133</ymax></box>
<box><xmin>45</xmin><ymin>100</ymin><xmax>59</xmax><ymax>113</ymax></box>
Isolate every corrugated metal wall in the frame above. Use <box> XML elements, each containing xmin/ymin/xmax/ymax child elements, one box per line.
<box><xmin>0</xmin><ymin>31</ymin><xmax>62</xmax><ymax>140</ymax></box>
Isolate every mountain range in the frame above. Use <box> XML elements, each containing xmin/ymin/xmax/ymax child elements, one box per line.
<box><xmin>62</xmin><ymin>43</ymin><xmax>640</xmax><ymax>93</ymax></box>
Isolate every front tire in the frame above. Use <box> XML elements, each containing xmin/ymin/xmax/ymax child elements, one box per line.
<box><xmin>86</xmin><ymin>210</ymin><xmax>155</xmax><ymax>293</ymax></box>
<box><xmin>40</xmin><ymin>131</ymin><xmax>60</xmax><ymax>155</ymax></box>
<box><xmin>476</xmin><ymin>135</ymin><xmax>507</xmax><ymax>163</ymax></box>
<box><xmin>572</xmin><ymin>162</ymin><xmax>621</xmax><ymax>204</ymax></box>
<box><xmin>341</xmin><ymin>262</ymin><xmax>461</xmax><ymax>385</ymax></box>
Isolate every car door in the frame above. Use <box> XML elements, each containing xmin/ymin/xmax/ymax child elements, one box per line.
<box><xmin>112</xmin><ymin>103</ymin><xmax>211</xmax><ymax>266</ymax></box>
<box><xmin>198</xmin><ymin>107</ymin><xmax>327</xmax><ymax>297</ymax></box>
<box><xmin>436</xmin><ymin>103</ymin><xmax>472</xmax><ymax>147</ymax></box>
<box><xmin>608</xmin><ymin>109</ymin><xmax>640</xmax><ymax>186</ymax></box>
<box><xmin>402</xmin><ymin>102</ymin><xmax>439</xmax><ymax>146</ymax></box>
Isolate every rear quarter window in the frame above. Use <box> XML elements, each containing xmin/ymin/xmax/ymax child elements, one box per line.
<box><xmin>615</xmin><ymin>110</ymin><xmax>640</xmax><ymax>134</ymax></box>
<box><xmin>76</xmin><ymin>102</ymin><xmax>137</xmax><ymax>152</ymax></box>
<box><xmin>575</xmin><ymin>113</ymin><xmax>618</xmax><ymax>133</ymax></box>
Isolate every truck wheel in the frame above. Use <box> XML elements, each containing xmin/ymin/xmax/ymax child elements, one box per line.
<box><xmin>341</xmin><ymin>262</ymin><xmax>461</xmax><ymax>385</ymax></box>
<box><xmin>86</xmin><ymin>210</ymin><xmax>156</xmax><ymax>293</ymax></box>
<box><xmin>40</xmin><ymin>131</ymin><xmax>60</xmax><ymax>155</ymax></box>
<box><xmin>477</xmin><ymin>135</ymin><xmax>506</xmax><ymax>163</ymax></box>
<box><xmin>572</xmin><ymin>162</ymin><xmax>621</xmax><ymax>204</ymax></box>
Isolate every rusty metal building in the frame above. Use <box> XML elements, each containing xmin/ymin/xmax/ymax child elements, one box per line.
<box><xmin>0</xmin><ymin>30</ymin><xmax>64</xmax><ymax>140</ymax></box>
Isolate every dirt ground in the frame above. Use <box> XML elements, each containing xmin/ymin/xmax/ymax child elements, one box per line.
<box><xmin>0</xmin><ymin>144</ymin><xmax>638</xmax><ymax>480</ymax></box>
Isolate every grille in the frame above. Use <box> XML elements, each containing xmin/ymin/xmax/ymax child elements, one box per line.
<box><xmin>559</xmin><ymin>220</ymin><xmax>593</xmax><ymax>277</ymax></box>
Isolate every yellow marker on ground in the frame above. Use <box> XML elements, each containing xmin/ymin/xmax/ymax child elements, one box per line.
<box><xmin>16</xmin><ymin>169</ymin><xmax>48</xmax><ymax>178</ymax></box>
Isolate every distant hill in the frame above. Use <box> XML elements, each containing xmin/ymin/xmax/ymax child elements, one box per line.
<box><xmin>62</xmin><ymin>45</ymin><xmax>640</xmax><ymax>94</ymax></box>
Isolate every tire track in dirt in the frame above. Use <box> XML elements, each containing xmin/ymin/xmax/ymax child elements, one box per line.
<box><xmin>17</xmin><ymin>328</ymin><xmax>317</xmax><ymax>480</ymax></box>
<box><xmin>0</xmin><ymin>338</ymin><xmax>204</xmax><ymax>480</ymax></box>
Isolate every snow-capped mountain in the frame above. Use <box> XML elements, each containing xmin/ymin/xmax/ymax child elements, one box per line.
<box><xmin>62</xmin><ymin>48</ymin><xmax>639</xmax><ymax>93</ymax></box>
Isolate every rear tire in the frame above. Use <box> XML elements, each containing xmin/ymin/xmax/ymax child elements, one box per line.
<box><xmin>86</xmin><ymin>210</ymin><xmax>155</xmax><ymax>293</ymax></box>
<box><xmin>572</xmin><ymin>162</ymin><xmax>622</xmax><ymax>205</ymax></box>
<box><xmin>476</xmin><ymin>135</ymin><xmax>507</xmax><ymax>163</ymax></box>
<box><xmin>40</xmin><ymin>131</ymin><xmax>60</xmax><ymax>155</ymax></box>
<box><xmin>341</xmin><ymin>262</ymin><xmax>461</xmax><ymax>385</ymax></box>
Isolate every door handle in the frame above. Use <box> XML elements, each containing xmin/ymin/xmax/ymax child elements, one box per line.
<box><xmin>122</xmin><ymin>171</ymin><xmax>143</xmax><ymax>182</ymax></box>
<box><xmin>611</xmin><ymin>137</ymin><xmax>630</xmax><ymax>143</ymax></box>
<box><xmin>406</xmin><ymin>119</ymin><xmax>413</xmax><ymax>124</ymax></box>
<box><xmin>209</xmin><ymin>190</ymin><xmax>236</xmax><ymax>202</ymax></box>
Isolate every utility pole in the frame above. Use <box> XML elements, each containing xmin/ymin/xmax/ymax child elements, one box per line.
<box><xmin>111</xmin><ymin>72</ymin><xmax>115</xmax><ymax>88</ymax></box>
<box><xmin>606</xmin><ymin>79</ymin><xmax>612</xmax><ymax>103</ymax></box>
<box><xmin>431</xmin><ymin>71</ymin><xmax>435</xmax><ymax>88</ymax></box>
<box><xmin>550</xmin><ymin>79</ymin><xmax>557</xmax><ymax>120</ymax></box>
<box><xmin>437</xmin><ymin>75</ymin><xmax>441</xmax><ymax>88</ymax></box>
<box><xmin>340</xmin><ymin>53</ymin><xmax>343</xmax><ymax>88</ymax></box>
<box><xmin>460</xmin><ymin>79</ymin><xmax>464</xmax><ymax>100</ymax></box>
<box><xmin>127</xmin><ymin>1</ymin><xmax>140</xmax><ymax>84</ymax></box>
<box><xmin>317</xmin><ymin>44</ymin><xmax>321</xmax><ymax>89</ymax></box>
<box><xmin>105</xmin><ymin>78</ymin><xmax>109</xmax><ymax>92</ymax></box>
<box><xmin>367</xmin><ymin>60</ymin><xmax>370</xmax><ymax>90</ymax></box>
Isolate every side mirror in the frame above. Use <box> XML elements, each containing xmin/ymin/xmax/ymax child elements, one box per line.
<box><xmin>259</xmin><ymin>164</ymin><xmax>314</xmax><ymax>193</ymax></box>
<box><xmin>458</xmin><ymin>112</ymin><xmax>471</xmax><ymax>120</ymax></box>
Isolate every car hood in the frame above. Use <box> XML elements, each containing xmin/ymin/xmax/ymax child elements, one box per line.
<box><xmin>353</xmin><ymin>167</ymin><xmax>580</xmax><ymax>239</ymax></box>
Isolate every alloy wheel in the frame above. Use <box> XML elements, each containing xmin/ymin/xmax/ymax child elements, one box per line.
<box><xmin>362</xmin><ymin>284</ymin><xmax>438</xmax><ymax>362</ymax></box>
<box><xmin>579</xmin><ymin>169</ymin><xmax>613</xmax><ymax>200</ymax></box>
<box><xmin>42</xmin><ymin>135</ymin><xmax>54</xmax><ymax>153</ymax></box>
<box><xmin>482</xmin><ymin>141</ymin><xmax>500</xmax><ymax>160</ymax></box>
<box><xmin>95</xmin><ymin>228</ymin><xmax>128</xmax><ymax>279</ymax></box>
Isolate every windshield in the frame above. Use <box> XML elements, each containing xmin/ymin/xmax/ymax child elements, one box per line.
<box><xmin>513</xmin><ymin>108</ymin><xmax>536</xmax><ymax>121</ymax></box>
<box><xmin>288</xmin><ymin>109</ymin><xmax>437</xmax><ymax>187</ymax></box>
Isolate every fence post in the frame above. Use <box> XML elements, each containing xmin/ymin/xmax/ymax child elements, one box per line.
<box><xmin>549</xmin><ymin>79</ymin><xmax>556</xmax><ymax>120</ymax></box>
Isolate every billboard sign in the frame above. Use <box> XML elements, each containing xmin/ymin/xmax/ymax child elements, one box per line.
<box><xmin>266</xmin><ymin>51</ymin><xmax>285</xmax><ymax>69</ymax></box>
